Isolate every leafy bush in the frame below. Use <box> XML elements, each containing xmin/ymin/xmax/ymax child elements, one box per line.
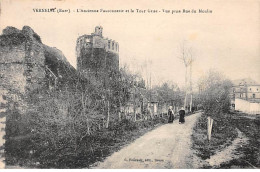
<box><xmin>197</xmin><ymin>70</ymin><xmax>232</xmax><ymax>116</ymax></box>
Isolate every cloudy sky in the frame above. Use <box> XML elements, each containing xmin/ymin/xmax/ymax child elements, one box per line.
<box><xmin>1</xmin><ymin>0</ymin><xmax>259</xmax><ymax>88</ymax></box>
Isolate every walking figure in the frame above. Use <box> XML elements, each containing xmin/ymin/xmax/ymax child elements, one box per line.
<box><xmin>179</xmin><ymin>107</ymin><xmax>185</xmax><ymax>124</ymax></box>
<box><xmin>168</xmin><ymin>106</ymin><xmax>174</xmax><ymax>123</ymax></box>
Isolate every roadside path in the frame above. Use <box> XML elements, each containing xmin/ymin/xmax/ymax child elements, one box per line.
<box><xmin>94</xmin><ymin>112</ymin><xmax>202</xmax><ymax>169</ymax></box>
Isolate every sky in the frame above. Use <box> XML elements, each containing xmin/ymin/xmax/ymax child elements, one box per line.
<box><xmin>0</xmin><ymin>0</ymin><xmax>259</xmax><ymax>88</ymax></box>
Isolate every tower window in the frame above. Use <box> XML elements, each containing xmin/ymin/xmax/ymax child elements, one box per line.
<box><xmin>108</xmin><ymin>41</ymin><xmax>110</xmax><ymax>49</ymax></box>
<box><xmin>112</xmin><ymin>42</ymin><xmax>114</xmax><ymax>50</ymax></box>
<box><xmin>253</xmin><ymin>94</ymin><xmax>255</xmax><ymax>98</ymax></box>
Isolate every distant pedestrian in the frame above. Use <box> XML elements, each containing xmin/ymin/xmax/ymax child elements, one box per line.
<box><xmin>168</xmin><ymin>106</ymin><xmax>174</xmax><ymax>123</ymax></box>
<box><xmin>191</xmin><ymin>107</ymin><xmax>195</xmax><ymax>113</ymax></box>
<box><xmin>179</xmin><ymin>107</ymin><xmax>185</xmax><ymax>124</ymax></box>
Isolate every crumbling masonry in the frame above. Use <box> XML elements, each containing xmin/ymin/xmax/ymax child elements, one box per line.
<box><xmin>0</xmin><ymin>25</ymin><xmax>118</xmax><ymax>168</ymax></box>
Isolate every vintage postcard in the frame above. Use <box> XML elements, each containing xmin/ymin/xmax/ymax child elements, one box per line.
<box><xmin>0</xmin><ymin>0</ymin><xmax>259</xmax><ymax>169</ymax></box>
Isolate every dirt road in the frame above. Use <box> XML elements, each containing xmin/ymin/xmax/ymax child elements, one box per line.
<box><xmin>93</xmin><ymin>112</ymin><xmax>202</xmax><ymax>169</ymax></box>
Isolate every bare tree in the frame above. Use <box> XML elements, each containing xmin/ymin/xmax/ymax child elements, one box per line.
<box><xmin>178</xmin><ymin>41</ymin><xmax>194</xmax><ymax>111</ymax></box>
<box><xmin>189</xmin><ymin>49</ymin><xmax>194</xmax><ymax>112</ymax></box>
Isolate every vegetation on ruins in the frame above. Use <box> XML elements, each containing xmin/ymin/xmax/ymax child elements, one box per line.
<box><xmin>5</xmin><ymin>63</ymin><xmax>180</xmax><ymax>168</ymax></box>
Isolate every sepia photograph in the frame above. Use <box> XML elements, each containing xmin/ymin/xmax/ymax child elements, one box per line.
<box><xmin>0</xmin><ymin>0</ymin><xmax>259</xmax><ymax>169</ymax></box>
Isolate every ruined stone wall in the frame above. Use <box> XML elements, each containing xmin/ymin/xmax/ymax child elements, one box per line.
<box><xmin>0</xmin><ymin>26</ymin><xmax>46</xmax><ymax>168</ymax></box>
<box><xmin>0</xmin><ymin>88</ymin><xmax>7</xmax><ymax>168</ymax></box>
<box><xmin>44</xmin><ymin>44</ymin><xmax>78</xmax><ymax>90</ymax></box>
<box><xmin>0</xmin><ymin>30</ymin><xmax>27</xmax><ymax>169</ymax></box>
<box><xmin>25</xmin><ymin>40</ymin><xmax>46</xmax><ymax>93</ymax></box>
<box><xmin>0</xmin><ymin>25</ymin><xmax>118</xmax><ymax>168</ymax></box>
<box><xmin>0</xmin><ymin>25</ymin><xmax>78</xmax><ymax>114</ymax></box>
<box><xmin>0</xmin><ymin>42</ymin><xmax>26</xmax><ymax>94</ymax></box>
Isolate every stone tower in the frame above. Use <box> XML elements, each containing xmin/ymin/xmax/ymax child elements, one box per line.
<box><xmin>94</xmin><ymin>26</ymin><xmax>103</xmax><ymax>36</ymax></box>
<box><xmin>76</xmin><ymin>26</ymin><xmax>119</xmax><ymax>80</ymax></box>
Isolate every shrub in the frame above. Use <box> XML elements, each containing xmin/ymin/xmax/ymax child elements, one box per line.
<box><xmin>5</xmin><ymin>87</ymin><xmax>169</xmax><ymax>168</ymax></box>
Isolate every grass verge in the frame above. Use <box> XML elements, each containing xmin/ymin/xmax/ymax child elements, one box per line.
<box><xmin>191</xmin><ymin>112</ymin><xmax>238</xmax><ymax>163</ymax></box>
<box><xmin>192</xmin><ymin>111</ymin><xmax>260</xmax><ymax>168</ymax></box>
<box><xmin>219</xmin><ymin>112</ymin><xmax>260</xmax><ymax>168</ymax></box>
